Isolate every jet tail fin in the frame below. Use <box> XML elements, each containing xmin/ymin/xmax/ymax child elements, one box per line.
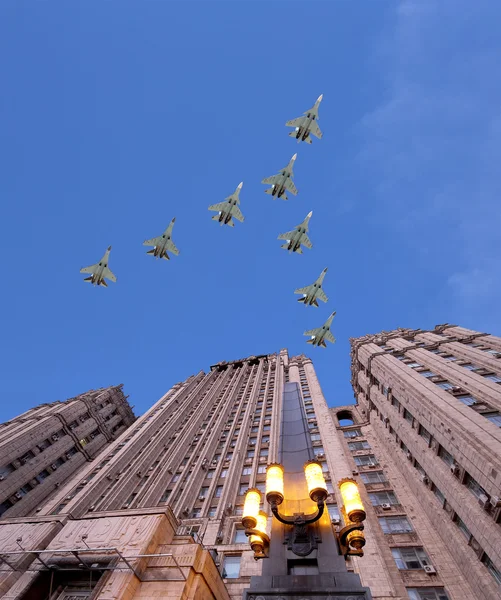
<box><xmin>312</xmin><ymin>299</ymin><xmax>319</xmax><ymax>307</ymax></box>
<box><xmin>306</xmin><ymin>338</ymin><xmax>315</xmax><ymax>345</ymax></box>
<box><xmin>264</xmin><ymin>188</ymin><xmax>274</xmax><ymax>196</ymax></box>
<box><xmin>297</xmin><ymin>297</ymin><xmax>306</xmax><ymax>304</ymax></box>
<box><xmin>83</xmin><ymin>276</ymin><xmax>93</xmax><ymax>283</ymax></box>
<box><xmin>146</xmin><ymin>249</ymin><xmax>156</xmax><ymax>255</ymax></box>
<box><xmin>211</xmin><ymin>215</ymin><xmax>221</xmax><ymax>221</ymax></box>
<box><xmin>227</xmin><ymin>218</ymin><xmax>234</xmax><ymax>227</ymax></box>
<box><xmin>305</xmin><ymin>136</ymin><xmax>312</xmax><ymax>145</ymax></box>
<box><xmin>101</xmin><ymin>280</ymin><xmax>108</xmax><ymax>287</ymax></box>
<box><xmin>281</xmin><ymin>243</ymin><xmax>290</xmax><ymax>249</ymax></box>
<box><xmin>288</xmin><ymin>131</ymin><xmax>298</xmax><ymax>139</ymax></box>
<box><xmin>294</xmin><ymin>247</ymin><xmax>303</xmax><ymax>254</ymax></box>
<box><xmin>161</xmin><ymin>253</ymin><xmax>170</xmax><ymax>261</ymax></box>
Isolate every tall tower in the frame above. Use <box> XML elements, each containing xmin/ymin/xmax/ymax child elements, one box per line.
<box><xmin>328</xmin><ymin>324</ymin><xmax>501</xmax><ymax>600</ymax></box>
<box><xmin>0</xmin><ymin>385</ymin><xmax>135</xmax><ymax>519</ymax></box>
<box><xmin>0</xmin><ymin>351</ymin><xmax>361</xmax><ymax>600</ymax></box>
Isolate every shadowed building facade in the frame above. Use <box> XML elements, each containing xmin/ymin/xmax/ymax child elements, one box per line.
<box><xmin>328</xmin><ymin>324</ymin><xmax>501</xmax><ymax>600</ymax></box>
<box><xmin>0</xmin><ymin>385</ymin><xmax>135</xmax><ymax>520</ymax></box>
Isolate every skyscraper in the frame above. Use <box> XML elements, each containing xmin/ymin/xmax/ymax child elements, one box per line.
<box><xmin>0</xmin><ymin>385</ymin><xmax>135</xmax><ymax>519</ymax></box>
<box><xmin>327</xmin><ymin>324</ymin><xmax>501</xmax><ymax>600</ymax></box>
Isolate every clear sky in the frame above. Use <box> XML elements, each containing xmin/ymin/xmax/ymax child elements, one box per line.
<box><xmin>1</xmin><ymin>1</ymin><xmax>500</xmax><ymax>421</ymax></box>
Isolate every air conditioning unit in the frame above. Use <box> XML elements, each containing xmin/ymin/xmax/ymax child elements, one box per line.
<box><xmin>226</xmin><ymin>503</ymin><xmax>233</xmax><ymax>514</ymax></box>
<box><xmin>182</xmin><ymin>507</ymin><xmax>190</xmax><ymax>515</ymax></box>
<box><xmin>352</xmin><ymin>470</ymin><xmax>359</xmax><ymax>476</ymax></box>
<box><xmin>424</xmin><ymin>565</ymin><xmax>437</xmax><ymax>575</ymax></box>
<box><xmin>51</xmin><ymin>463</ymin><xmax>58</xmax><ymax>470</ymax></box>
<box><xmin>489</xmin><ymin>496</ymin><xmax>501</xmax><ymax>508</ymax></box>
<box><xmin>51</xmin><ymin>434</ymin><xmax>59</xmax><ymax>441</ymax></box>
<box><xmin>201</xmin><ymin>459</ymin><xmax>208</xmax><ymax>470</ymax></box>
<box><xmin>65</xmin><ymin>453</ymin><xmax>73</xmax><ymax>460</ymax></box>
<box><xmin>406</xmin><ymin>452</ymin><xmax>412</xmax><ymax>460</ymax></box>
<box><xmin>89</xmin><ymin>505</ymin><xmax>96</xmax><ymax>511</ymax></box>
<box><xmin>368</xmin><ymin>464</ymin><xmax>377</xmax><ymax>469</ymax></box>
<box><xmin>0</xmin><ymin>475</ymin><xmax>5</xmax><ymax>482</ymax></box>
<box><xmin>450</xmin><ymin>464</ymin><xmax>460</xmax><ymax>476</ymax></box>
<box><xmin>211</xmin><ymin>460</ymin><xmax>218</xmax><ymax>466</ymax></box>
<box><xmin>167</xmin><ymin>468</ymin><xmax>173</xmax><ymax>474</ymax></box>
<box><xmin>15</xmin><ymin>492</ymin><xmax>22</xmax><ymax>500</ymax></box>
<box><xmin>478</xmin><ymin>494</ymin><xmax>490</xmax><ymax>509</ymax></box>
<box><xmin>69</xmin><ymin>424</ymin><xmax>76</xmax><ymax>430</ymax></box>
<box><xmin>383</xmin><ymin>417</ymin><xmax>389</xmax><ymax>424</ymax></box>
<box><xmin>381</xmin><ymin>503</ymin><xmax>391</xmax><ymax>510</ymax></box>
<box><xmin>90</xmin><ymin>433</ymin><xmax>96</xmax><ymax>439</ymax></box>
<box><xmin>317</xmin><ymin>453</ymin><xmax>325</xmax><ymax>459</ymax></box>
<box><xmin>198</xmin><ymin>495</ymin><xmax>206</xmax><ymax>501</ymax></box>
<box><xmin>122</xmin><ymin>503</ymin><xmax>130</xmax><ymax>509</ymax></box>
<box><xmin>421</xmin><ymin>475</ymin><xmax>429</xmax><ymax>485</ymax></box>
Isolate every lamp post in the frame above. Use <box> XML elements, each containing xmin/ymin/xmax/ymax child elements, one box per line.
<box><xmin>242</xmin><ymin>466</ymin><xmax>367</xmax><ymax>560</ymax></box>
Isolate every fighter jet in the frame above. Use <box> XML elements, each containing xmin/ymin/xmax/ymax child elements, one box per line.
<box><xmin>304</xmin><ymin>311</ymin><xmax>336</xmax><ymax>348</ymax></box>
<box><xmin>294</xmin><ymin>268</ymin><xmax>328</xmax><ymax>307</ymax></box>
<box><xmin>80</xmin><ymin>246</ymin><xmax>116</xmax><ymax>287</ymax></box>
<box><xmin>208</xmin><ymin>182</ymin><xmax>245</xmax><ymax>227</ymax></box>
<box><xmin>277</xmin><ymin>211</ymin><xmax>313</xmax><ymax>254</ymax></box>
<box><xmin>261</xmin><ymin>154</ymin><xmax>298</xmax><ymax>200</ymax></box>
<box><xmin>286</xmin><ymin>95</ymin><xmax>323</xmax><ymax>144</ymax></box>
<box><xmin>143</xmin><ymin>218</ymin><xmax>180</xmax><ymax>260</ymax></box>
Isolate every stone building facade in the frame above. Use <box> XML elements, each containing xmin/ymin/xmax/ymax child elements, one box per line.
<box><xmin>329</xmin><ymin>324</ymin><xmax>501</xmax><ymax>600</ymax></box>
<box><xmin>0</xmin><ymin>385</ymin><xmax>135</xmax><ymax>520</ymax></box>
<box><xmin>0</xmin><ymin>350</ymin><xmax>356</xmax><ymax>600</ymax></box>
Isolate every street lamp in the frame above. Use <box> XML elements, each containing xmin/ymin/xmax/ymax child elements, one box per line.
<box><xmin>242</xmin><ymin>467</ymin><xmax>368</xmax><ymax>560</ymax></box>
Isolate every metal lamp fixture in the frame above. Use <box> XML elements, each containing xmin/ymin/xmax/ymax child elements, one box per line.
<box><xmin>242</xmin><ymin>489</ymin><xmax>270</xmax><ymax>560</ymax></box>
<box><xmin>337</xmin><ymin>478</ymin><xmax>367</xmax><ymax>557</ymax></box>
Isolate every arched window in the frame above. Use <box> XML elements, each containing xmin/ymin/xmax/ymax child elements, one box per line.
<box><xmin>337</xmin><ymin>411</ymin><xmax>355</xmax><ymax>427</ymax></box>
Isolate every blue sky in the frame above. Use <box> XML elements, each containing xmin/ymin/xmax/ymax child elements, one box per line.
<box><xmin>1</xmin><ymin>1</ymin><xmax>500</xmax><ymax>421</ymax></box>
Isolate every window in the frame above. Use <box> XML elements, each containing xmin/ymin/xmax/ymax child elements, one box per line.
<box><xmin>485</xmin><ymin>373</ymin><xmax>501</xmax><ymax>383</ymax></box>
<box><xmin>378</xmin><ymin>516</ymin><xmax>413</xmax><ymax>534</ymax></box>
<box><xmin>407</xmin><ymin>362</ymin><xmax>422</xmax><ymax>368</ymax></box>
<box><xmin>35</xmin><ymin>469</ymin><xmax>50</xmax><ymax>483</ymax></box>
<box><xmin>418</xmin><ymin>425</ymin><xmax>431</xmax><ymax>444</ymax></box>
<box><xmin>343</xmin><ymin>429</ymin><xmax>362</xmax><ymax>438</ymax></box>
<box><xmin>259</xmin><ymin>448</ymin><xmax>269</xmax><ymax>457</ymax></box>
<box><xmin>222</xmin><ymin>555</ymin><xmax>241</xmax><ymax>579</ymax></box>
<box><xmin>313</xmin><ymin>446</ymin><xmax>325</xmax><ymax>456</ymax></box>
<box><xmin>482</xmin><ymin>553</ymin><xmax>501</xmax><ymax>585</ymax></box>
<box><xmin>199</xmin><ymin>486</ymin><xmax>209</xmax><ymax>498</ymax></box>
<box><xmin>171</xmin><ymin>474</ymin><xmax>180</xmax><ymax>483</ymax></box>
<box><xmin>257</xmin><ymin>465</ymin><xmax>267</xmax><ymax>474</ymax></box>
<box><xmin>436</xmin><ymin>381</ymin><xmax>454</xmax><ymax>390</ymax></box>
<box><xmin>238</xmin><ymin>484</ymin><xmax>248</xmax><ymax>496</ymax></box>
<box><xmin>208</xmin><ymin>506</ymin><xmax>217</xmax><ymax>518</ymax></box>
<box><xmin>233</xmin><ymin>528</ymin><xmax>247</xmax><ymax>544</ymax></box>
<box><xmin>214</xmin><ymin>485</ymin><xmax>223</xmax><ymax>498</ymax></box>
<box><xmin>484</xmin><ymin>412</ymin><xmax>501</xmax><ymax>426</ymax></box>
<box><xmin>457</xmin><ymin>395</ymin><xmax>477</xmax><ymax>406</ymax></box>
<box><xmin>407</xmin><ymin>588</ymin><xmax>450</xmax><ymax>600</ymax></box>
<box><xmin>360</xmin><ymin>471</ymin><xmax>387</xmax><ymax>484</ymax></box>
<box><xmin>433</xmin><ymin>484</ymin><xmax>445</xmax><ymax>505</ymax></box>
<box><xmin>263</xmin><ymin>424</ymin><xmax>271</xmax><ymax>431</ymax></box>
<box><xmin>419</xmin><ymin>371</ymin><xmax>436</xmax><ymax>378</ymax></box>
<box><xmin>403</xmin><ymin>409</ymin><xmax>414</xmax><ymax>425</ymax></box>
<box><xmin>206</xmin><ymin>470</ymin><xmax>215</xmax><ymax>479</ymax></box>
<box><xmin>327</xmin><ymin>504</ymin><xmax>340</xmax><ymax>520</ymax></box>
<box><xmin>391</xmin><ymin>547</ymin><xmax>430</xmax><ymax>570</ymax></box>
<box><xmin>261</xmin><ymin>435</ymin><xmax>270</xmax><ymax>443</ymax></box>
<box><xmin>249</xmin><ymin>438</ymin><xmax>257</xmax><ymax>446</ymax></box>
<box><xmin>354</xmin><ymin>455</ymin><xmax>378</xmax><ymax>467</ymax></box>
<box><xmin>159</xmin><ymin>489</ymin><xmax>171</xmax><ymax>503</ymax></box>
<box><xmin>225</xmin><ymin>453</ymin><xmax>233</xmax><ymax>461</ymax></box>
<box><xmin>347</xmin><ymin>441</ymin><xmax>371</xmax><ymax>451</ymax></box>
<box><xmin>391</xmin><ymin>397</ymin><xmax>401</xmax><ymax>410</ymax></box>
<box><xmin>464</xmin><ymin>474</ymin><xmax>487</xmax><ymax>500</ymax></box>
<box><xmin>242</xmin><ymin>467</ymin><xmax>252</xmax><ymax>476</ymax></box>
<box><xmin>19</xmin><ymin>450</ymin><xmax>35</xmax><ymax>465</ymax></box>
<box><xmin>251</xmin><ymin>426</ymin><xmax>259</xmax><ymax>433</ymax></box>
<box><xmin>246</xmin><ymin>450</ymin><xmax>255</xmax><ymax>458</ymax></box>
<box><xmin>455</xmin><ymin>515</ymin><xmax>471</xmax><ymax>541</ymax></box>
<box><xmin>220</xmin><ymin>469</ymin><xmax>228</xmax><ymax>478</ymax></box>
<box><xmin>234</xmin><ymin>505</ymin><xmax>243</xmax><ymax>516</ymax></box>
<box><xmin>191</xmin><ymin>507</ymin><xmax>201</xmax><ymax>518</ymax></box>
<box><xmin>255</xmin><ymin>482</ymin><xmax>266</xmax><ymax>493</ymax></box>
<box><xmin>310</xmin><ymin>433</ymin><xmax>321</xmax><ymax>442</ymax></box>
<box><xmin>368</xmin><ymin>491</ymin><xmax>398</xmax><ymax>506</ymax></box>
<box><xmin>438</xmin><ymin>446</ymin><xmax>454</xmax><ymax>467</ymax></box>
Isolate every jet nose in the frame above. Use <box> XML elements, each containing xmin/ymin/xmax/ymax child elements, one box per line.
<box><xmin>171</xmin><ymin>217</ymin><xmax>176</xmax><ymax>223</ymax></box>
<box><xmin>317</xmin><ymin>94</ymin><xmax>323</xmax><ymax>103</ymax></box>
<box><xmin>237</xmin><ymin>182</ymin><xmax>243</xmax><ymax>190</ymax></box>
<box><xmin>291</xmin><ymin>153</ymin><xmax>297</xmax><ymax>161</ymax></box>
<box><xmin>107</xmin><ymin>246</ymin><xmax>112</xmax><ymax>251</ymax></box>
<box><xmin>307</xmin><ymin>211</ymin><xmax>313</xmax><ymax>218</ymax></box>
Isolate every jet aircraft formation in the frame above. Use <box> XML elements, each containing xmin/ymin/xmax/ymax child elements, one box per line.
<box><xmin>79</xmin><ymin>95</ymin><xmax>335</xmax><ymax>348</ymax></box>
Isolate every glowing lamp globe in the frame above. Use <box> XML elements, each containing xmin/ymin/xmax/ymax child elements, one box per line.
<box><xmin>304</xmin><ymin>460</ymin><xmax>328</xmax><ymax>502</ymax></box>
<box><xmin>339</xmin><ymin>479</ymin><xmax>366</xmax><ymax>523</ymax></box>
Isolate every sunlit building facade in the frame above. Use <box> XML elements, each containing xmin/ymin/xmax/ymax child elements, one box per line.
<box><xmin>330</xmin><ymin>324</ymin><xmax>501</xmax><ymax>600</ymax></box>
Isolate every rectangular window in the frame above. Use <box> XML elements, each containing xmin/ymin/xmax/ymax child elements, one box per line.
<box><xmin>419</xmin><ymin>371</ymin><xmax>436</xmax><ymax>378</ymax></box>
<box><xmin>327</xmin><ymin>504</ymin><xmax>340</xmax><ymax>520</ymax></box>
<box><xmin>313</xmin><ymin>446</ymin><xmax>325</xmax><ymax>456</ymax></box>
<box><xmin>171</xmin><ymin>474</ymin><xmax>180</xmax><ymax>483</ymax></box>
<box><xmin>483</xmin><ymin>553</ymin><xmax>501</xmax><ymax>585</ymax></box>
<box><xmin>419</xmin><ymin>425</ymin><xmax>431</xmax><ymax>444</ymax></box>
<box><xmin>485</xmin><ymin>374</ymin><xmax>501</xmax><ymax>383</ymax></box>
<box><xmin>391</xmin><ymin>397</ymin><xmax>401</xmax><ymax>409</ymax></box>
<box><xmin>484</xmin><ymin>412</ymin><xmax>501</xmax><ymax>426</ymax></box>
<box><xmin>438</xmin><ymin>446</ymin><xmax>454</xmax><ymax>467</ymax></box>
<box><xmin>347</xmin><ymin>441</ymin><xmax>371</xmax><ymax>451</ymax></box>
<box><xmin>199</xmin><ymin>486</ymin><xmax>209</xmax><ymax>498</ymax></box>
<box><xmin>214</xmin><ymin>485</ymin><xmax>223</xmax><ymax>498</ymax></box>
<box><xmin>310</xmin><ymin>433</ymin><xmax>321</xmax><ymax>442</ymax></box>
<box><xmin>208</xmin><ymin>506</ymin><xmax>217</xmax><ymax>517</ymax></box>
<box><xmin>242</xmin><ymin>467</ymin><xmax>252</xmax><ymax>476</ymax></box>
<box><xmin>255</xmin><ymin>482</ymin><xmax>266</xmax><ymax>493</ymax></box>
<box><xmin>360</xmin><ymin>471</ymin><xmax>387</xmax><ymax>484</ymax></box>
<box><xmin>407</xmin><ymin>362</ymin><xmax>422</xmax><ymax>368</ymax></box>
<box><xmin>407</xmin><ymin>589</ymin><xmax>450</xmax><ymax>600</ymax></box>
<box><xmin>191</xmin><ymin>507</ymin><xmax>201</xmax><ymax>518</ymax></box>
<box><xmin>206</xmin><ymin>470</ymin><xmax>215</xmax><ymax>479</ymax></box>
<box><xmin>263</xmin><ymin>425</ymin><xmax>271</xmax><ymax>431</ymax></box>
<box><xmin>433</xmin><ymin>484</ymin><xmax>445</xmax><ymax>505</ymax></box>
<box><xmin>455</xmin><ymin>515</ymin><xmax>471</xmax><ymax>541</ymax></box>
<box><xmin>238</xmin><ymin>484</ymin><xmax>248</xmax><ymax>496</ymax></box>
<box><xmin>233</xmin><ymin>528</ymin><xmax>247</xmax><ymax>544</ymax></box>
<box><xmin>378</xmin><ymin>516</ymin><xmax>413</xmax><ymax>534</ymax></box>
<box><xmin>457</xmin><ymin>395</ymin><xmax>477</xmax><ymax>406</ymax></box>
<box><xmin>391</xmin><ymin>547</ymin><xmax>430</xmax><ymax>570</ymax></box>
<box><xmin>257</xmin><ymin>465</ymin><xmax>267</xmax><ymax>474</ymax></box>
<box><xmin>261</xmin><ymin>435</ymin><xmax>270</xmax><ymax>443</ymax></box>
<box><xmin>403</xmin><ymin>409</ymin><xmax>414</xmax><ymax>425</ymax></box>
<box><xmin>436</xmin><ymin>381</ymin><xmax>454</xmax><ymax>390</ymax></box>
<box><xmin>354</xmin><ymin>455</ymin><xmax>378</xmax><ymax>467</ymax></box>
<box><xmin>464</xmin><ymin>474</ymin><xmax>487</xmax><ymax>500</ymax></box>
<box><xmin>222</xmin><ymin>555</ymin><xmax>241</xmax><ymax>579</ymax></box>
<box><xmin>249</xmin><ymin>438</ymin><xmax>257</xmax><ymax>446</ymax></box>
<box><xmin>225</xmin><ymin>453</ymin><xmax>233</xmax><ymax>461</ymax></box>
<box><xmin>343</xmin><ymin>429</ymin><xmax>362</xmax><ymax>438</ymax></box>
<box><xmin>368</xmin><ymin>491</ymin><xmax>398</xmax><ymax>506</ymax></box>
<box><xmin>246</xmin><ymin>450</ymin><xmax>255</xmax><ymax>458</ymax></box>
<box><xmin>220</xmin><ymin>469</ymin><xmax>228</xmax><ymax>478</ymax></box>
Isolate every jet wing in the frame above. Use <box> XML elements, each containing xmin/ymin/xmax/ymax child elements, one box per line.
<box><xmin>103</xmin><ymin>267</ymin><xmax>117</xmax><ymax>283</ymax></box>
<box><xmin>304</xmin><ymin>327</ymin><xmax>320</xmax><ymax>337</ymax></box>
<box><xmin>286</xmin><ymin>117</ymin><xmax>303</xmax><ymax>127</ymax></box>
<box><xmin>262</xmin><ymin>175</ymin><xmax>280</xmax><ymax>185</ymax></box>
<box><xmin>310</xmin><ymin>121</ymin><xmax>323</xmax><ymax>139</ymax></box>
<box><xmin>167</xmin><ymin>240</ymin><xmax>180</xmax><ymax>256</ymax></box>
<box><xmin>301</xmin><ymin>234</ymin><xmax>313</xmax><ymax>249</ymax></box>
<box><xmin>143</xmin><ymin>236</ymin><xmax>162</xmax><ymax>247</ymax></box>
<box><xmin>324</xmin><ymin>330</ymin><xmax>335</xmax><ymax>344</ymax></box>
<box><xmin>208</xmin><ymin>202</ymin><xmax>229</xmax><ymax>212</ymax></box>
<box><xmin>317</xmin><ymin>289</ymin><xmax>328</xmax><ymax>303</ymax></box>
<box><xmin>278</xmin><ymin>230</ymin><xmax>297</xmax><ymax>241</ymax></box>
<box><xmin>231</xmin><ymin>206</ymin><xmax>245</xmax><ymax>223</ymax></box>
<box><xmin>294</xmin><ymin>285</ymin><xmax>311</xmax><ymax>295</ymax></box>
<box><xmin>284</xmin><ymin>179</ymin><xmax>298</xmax><ymax>196</ymax></box>
<box><xmin>80</xmin><ymin>264</ymin><xmax>97</xmax><ymax>274</ymax></box>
